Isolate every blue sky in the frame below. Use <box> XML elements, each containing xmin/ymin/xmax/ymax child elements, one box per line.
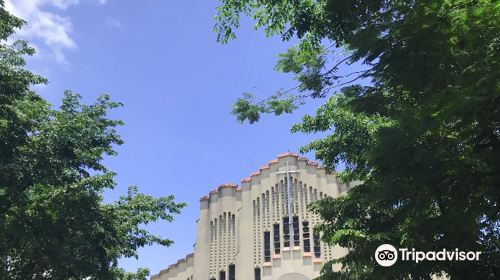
<box><xmin>6</xmin><ymin>0</ymin><xmax>333</xmax><ymax>275</ymax></box>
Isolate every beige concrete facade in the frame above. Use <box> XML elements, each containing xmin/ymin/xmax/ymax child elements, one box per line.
<box><xmin>151</xmin><ymin>153</ymin><xmax>354</xmax><ymax>280</ymax></box>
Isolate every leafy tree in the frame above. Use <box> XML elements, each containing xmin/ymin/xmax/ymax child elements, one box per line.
<box><xmin>215</xmin><ymin>0</ymin><xmax>499</xmax><ymax>279</ymax></box>
<box><xmin>0</xmin><ymin>2</ymin><xmax>185</xmax><ymax>279</ymax></box>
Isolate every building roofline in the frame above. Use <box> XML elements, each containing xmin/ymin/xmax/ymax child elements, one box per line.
<box><xmin>200</xmin><ymin>152</ymin><xmax>326</xmax><ymax>200</ymax></box>
<box><xmin>200</xmin><ymin>182</ymin><xmax>240</xmax><ymax>201</ymax></box>
<box><xmin>150</xmin><ymin>253</ymin><xmax>194</xmax><ymax>279</ymax></box>
<box><xmin>240</xmin><ymin>152</ymin><xmax>324</xmax><ymax>183</ymax></box>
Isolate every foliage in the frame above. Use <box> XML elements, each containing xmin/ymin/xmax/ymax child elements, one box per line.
<box><xmin>0</xmin><ymin>2</ymin><xmax>185</xmax><ymax>279</ymax></box>
<box><xmin>111</xmin><ymin>267</ymin><xmax>150</xmax><ymax>280</ymax></box>
<box><xmin>216</xmin><ymin>0</ymin><xmax>500</xmax><ymax>279</ymax></box>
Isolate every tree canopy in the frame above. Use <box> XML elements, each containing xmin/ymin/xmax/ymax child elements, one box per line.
<box><xmin>215</xmin><ymin>0</ymin><xmax>499</xmax><ymax>279</ymax></box>
<box><xmin>0</xmin><ymin>2</ymin><xmax>185</xmax><ymax>279</ymax></box>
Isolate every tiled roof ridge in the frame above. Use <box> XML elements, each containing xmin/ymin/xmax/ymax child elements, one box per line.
<box><xmin>242</xmin><ymin>152</ymin><xmax>324</xmax><ymax>183</ymax></box>
<box><xmin>151</xmin><ymin>253</ymin><xmax>194</xmax><ymax>279</ymax></box>
<box><xmin>199</xmin><ymin>182</ymin><xmax>240</xmax><ymax>201</ymax></box>
<box><xmin>199</xmin><ymin>152</ymin><xmax>325</xmax><ymax>200</ymax></box>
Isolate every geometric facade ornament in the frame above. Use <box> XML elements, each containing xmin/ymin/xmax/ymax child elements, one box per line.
<box><xmin>151</xmin><ymin>153</ymin><xmax>357</xmax><ymax>280</ymax></box>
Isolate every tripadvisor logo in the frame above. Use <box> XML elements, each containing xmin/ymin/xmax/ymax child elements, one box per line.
<box><xmin>374</xmin><ymin>244</ymin><xmax>481</xmax><ymax>267</ymax></box>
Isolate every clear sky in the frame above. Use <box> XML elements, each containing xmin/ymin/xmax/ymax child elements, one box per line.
<box><xmin>6</xmin><ymin>0</ymin><xmax>332</xmax><ymax>275</ymax></box>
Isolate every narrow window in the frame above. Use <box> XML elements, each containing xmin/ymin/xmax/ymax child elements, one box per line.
<box><xmin>292</xmin><ymin>216</ymin><xmax>300</xmax><ymax>246</ymax></box>
<box><xmin>254</xmin><ymin>268</ymin><xmax>261</xmax><ymax>280</ymax></box>
<box><xmin>313</xmin><ymin>232</ymin><xmax>321</xmax><ymax>258</ymax></box>
<box><xmin>283</xmin><ymin>217</ymin><xmax>290</xmax><ymax>247</ymax></box>
<box><xmin>263</xmin><ymin>231</ymin><xmax>271</xmax><ymax>262</ymax></box>
<box><xmin>228</xmin><ymin>264</ymin><xmax>235</xmax><ymax>280</ymax></box>
<box><xmin>220</xmin><ymin>270</ymin><xmax>226</xmax><ymax>280</ymax></box>
<box><xmin>273</xmin><ymin>223</ymin><xmax>280</xmax><ymax>254</ymax></box>
<box><xmin>302</xmin><ymin>221</ymin><xmax>310</xmax><ymax>252</ymax></box>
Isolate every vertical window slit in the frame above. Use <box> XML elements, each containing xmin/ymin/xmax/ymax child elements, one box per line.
<box><xmin>292</xmin><ymin>216</ymin><xmax>300</xmax><ymax>246</ymax></box>
<box><xmin>302</xmin><ymin>221</ymin><xmax>310</xmax><ymax>252</ymax></box>
<box><xmin>283</xmin><ymin>217</ymin><xmax>290</xmax><ymax>247</ymax></box>
<box><xmin>273</xmin><ymin>223</ymin><xmax>280</xmax><ymax>255</ymax></box>
<box><xmin>313</xmin><ymin>232</ymin><xmax>321</xmax><ymax>258</ymax></box>
<box><xmin>263</xmin><ymin>231</ymin><xmax>271</xmax><ymax>262</ymax></box>
<box><xmin>228</xmin><ymin>264</ymin><xmax>235</xmax><ymax>280</ymax></box>
<box><xmin>254</xmin><ymin>268</ymin><xmax>261</xmax><ymax>280</ymax></box>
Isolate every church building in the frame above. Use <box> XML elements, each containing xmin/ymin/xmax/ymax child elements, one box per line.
<box><xmin>151</xmin><ymin>153</ymin><xmax>355</xmax><ymax>280</ymax></box>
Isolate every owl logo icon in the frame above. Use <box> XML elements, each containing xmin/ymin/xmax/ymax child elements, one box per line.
<box><xmin>375</xmin><ymin>244</ymin><xmax>398</xmax><ymax>267</ymax></box>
